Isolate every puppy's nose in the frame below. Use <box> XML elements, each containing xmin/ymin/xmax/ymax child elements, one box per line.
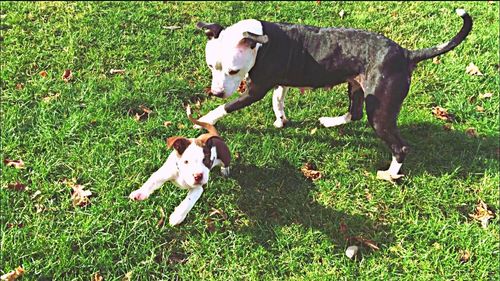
<box><xmin>193</xmin><ymin>173</ymin><xmax>203</xmax><ymax>183</ymax></box>
<box><xmin>211</xmin><ymin>90</ymin><xmax>224</xmax><ymax>98</ymax></box>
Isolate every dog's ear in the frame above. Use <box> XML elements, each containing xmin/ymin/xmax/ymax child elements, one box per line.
<box><xmin>166</xmin><ymin>137</ymin><xmax>191</xmax><ymax>155</ymax></box>
<box><xmin>204</xmin><ymin>136</ymin><xmax>231</xmax><ymax>167</ymax></box>
<box><xmin>196</xmin><ymin>22</ymin><xmax>224</xmax><ymax>40</ymax></box>
<box><xmin>238</xmin><ymin>31</ymin><xmax>268</xmax><ymax>49</ymax></box>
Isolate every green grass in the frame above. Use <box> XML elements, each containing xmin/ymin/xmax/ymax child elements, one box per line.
<box><xmin>1</xmin><ymin>1</ymin><xmax>498</xmax><ymax>280</ymax></box>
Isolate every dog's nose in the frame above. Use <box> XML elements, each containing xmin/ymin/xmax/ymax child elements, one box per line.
<box><xmin>210</xmin><ymin>90</ymin><xmax>224</xmax><ymax>98</ymax></box>
<box><xmin>193</xmin><ymin>173</ymin><xmax>203</xmax><ymax>183</ymax></box>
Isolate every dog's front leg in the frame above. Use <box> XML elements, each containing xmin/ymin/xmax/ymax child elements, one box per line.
<box><xmin>196</xmin><ymin>83</ymin><xmax>272</xmax><ymax>127</ymax></box>
<box><xmin>272</xmin><ymin>86</ymin><xmax>289</xmax><ymax>128</ymax></box>
<box><xmin>169</xmin><ymin>186</ymin><xmax>204</xmax><ymax>226</ymax></box>
<box><xmin>129</xmin><ymin>161</ymin><xmax>176</xmax><ymax>201</ymax></box>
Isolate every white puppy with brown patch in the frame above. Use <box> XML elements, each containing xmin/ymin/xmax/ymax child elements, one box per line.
<box><xmin>129</xmin><ymin>106</ymin><xmax>231</xmax><ymax>226</ymax></box>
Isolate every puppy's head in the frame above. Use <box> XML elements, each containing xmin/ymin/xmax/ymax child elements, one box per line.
<box><xmin>167</xmin><ymin>135</ymin><xmax>227</xmax><ymax>188</ymax></box>
<box><xmin>197</xmin><ymin>20</ymin><xmax>268</xmax><ymax>99</ymax></box>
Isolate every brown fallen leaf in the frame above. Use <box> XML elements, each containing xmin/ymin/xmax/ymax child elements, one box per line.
<box><xmin>479</xmin><ymin>92</ymin><xmax>493</xmax><ymax>99</ymax></box>
<box><xmin>206</xmin><ymin>217</ymin><xmax>216</xmax><ymax>233</ymax></box>
<box><xmin>139</xmin><ymin>105</ymin><xmax>152</xmax><ymax>114</ymax></box>
<box><xmin>301</xmin><ymin>162</ymin><xmax>322</xmax><ymax>181</ymax></box>
<box><xmin>7</xmin><ymin>182</ymin><xmax>26</xmax><ymax>191</ymax></box>
<box><xmin>157</xmin><ymin>207</ymin><xmax>165</xmax><ymax>228</ymax></box>
<box><xmin>209</xmin><ymin>208</ymin><xmax>228</xmax><ymax>220</ymax></box>
<box><xmin>476</xmin><ymin>105</ymin><xmax>484</xmax><ymax>112</ymax></box>
<box><xmin>39</xmin><ymin>70</ymin><xmax>48</xmax><ymax>77</ymax></box>
<box><xmin>432</xmin><ymin>106</ymin><xmax>455</xmax><ymax>122</ymax></box>
<box><xmin>4</xmin><ymin>158</ymin><xmax>25</xmax><ymax>169</ymax></box>
<box><xmin>310</xmin><ymin>127</ymin><xmax>318</xmax><ymax>135</ymax></box>
<box><xmin>338</xmin><ymin>9</ymin><xmax>345</xmax><ymax>19</ymax></box>
<box><xmin>351</xmin><ymin>236</ymin><xmax>380</xmax><ymax>251</ymax></box>
<box><xmin>131</xmin><ymin>105</ymin><xmax>153</xmax><ymax>122</ymax></box>
<box><xmin>35</xmin><ymin>203</ymin><xmax>45</xmax><ymax>213</ymax></box>
<box><xmin>432</xmin><ymin>56</ymin><xmax>441</xmax><ymax>64</ymax></box>
<box><xmin>109</xmin><ymin>69</ymin><xmax>126</xmax><ymax>75</ymax></box>
<box><xmin>466</xmin><ymin>62</ymin><xmax>483</xmax><ymax>76</ymax></box>
<box><xmin>61</xmin><ymin>69</ymin><xmax>73</xmax><ymax>82</ymax></box>
<box><xmin>93</xmin><ymin>272</ymin><xmax>103</xmax><ymax>281</ymax></box>
<box><xmin>364</xmin><ymin>188</ymin><xmax>373</xmax><ymax>201</ymax></box>
<box><xmin>15</xmin><ymin>83</ymin><xmax>24</xmax><ymax>90</ymax></box>
<box><xmin>1</xmin><ymin>266</ymin><xmax>25</xmax><ymax>281</ymax></box>
<box><xmin>6</xmin><ymin>223</ymin><xmax>24</xmax><ymax>229</ymax></box>
<box><xmin>64</xmin><ymin>178</ymin><xmax>92</xmax><ymax>207</ymax></box>
<box><xmin>168</xmin><ymin>252</ymin><xmax>188</xmax><ymax>265</ymax></box>
<box><xmin>459</xmin><ymin>249</ymin><xmax>471</xmax><ymax>263</ymax></box>
<box><xmin>238</xmin><ymin>79</ymin><xmax>247</xmax><ymax>93</ymax></box>
<box><xmin>465</xmin><ymin>127</ymin><xmax>478</xmax><ymax>138</ymax></box>
<box><xmin>163</xmin><ymin>25</ymin><xmax>181</xmax><ymax>30</ymax></box>
<box><xmin>31</xmin><ymin>190</ymin><xmax>42</xmax><ymax>200</ymax></box>
<box><xmin>469</xmin><ymin>200</ymin><xmax>495</xmax><ymax>228</ymax></box>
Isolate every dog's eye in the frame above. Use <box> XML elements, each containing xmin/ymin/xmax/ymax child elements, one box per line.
<box><xmin>228</xmin><ymin>69</ymin><xmax>240</xmax><ymax>75</ymax></box>
<box><xmin>184</xmin><ymin>160</ymin><xmax>189</xmax><ymax>164</ymax></box>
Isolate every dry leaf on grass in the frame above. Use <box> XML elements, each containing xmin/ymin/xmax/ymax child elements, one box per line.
<box><xmin>469</xmin><ymin>200</ymin><xmax>495</xmax><ymax>228</ymax></box>
<box><xmin>459</xmin><ymin>249</ymin><xmax>471</xmax><ymax>263</ymax></box>
<box><xmin>301</xmin><ymin>162</ymin><xmax>322</xmax><ymax>181</ymax></box>
<box><xmin>209</xmin><ymin>208</ymin><xmax>228</xmax><ymax>220</ymax></box>
<box><xmin>130</xmin><ymin>105</ymin><xmax>153</xmax><ymax>122</ymax></box>
<box><xmin>1</xmin><ymin>266</ymin><xmax>25</xmax><ymax>281</ymax></box>
<box><xmin>206</xmin><ymin>217</ymin><xmax>216</xmax><ymax>233</ymax></box>
<box><xmin>310</xmin><ymin>127</ymin><xmax>318</xmax><ymax>135</ymax></box>
<box><xmin>465</xmin><ymin>127</ymin><xmax>478</xmax><ymax>138</ymax></box>
<box><xmin>7</xmin><ymin>182</ymin><xmax>26</xmax><ymax>191</ymax></box>
<box><xmin>4</xmin><ymin>158</ymin><xmax>25</xmax><ymax>169</ymax></box>
<box><xmin>350</xmin><ymin>236</ymin><xmax>380</xmax><ymax>251</ymax></box>
<box><xmin>339</xmin><ymin>9</ymin><xmax>345</xmax><ymax>19</ymax></box>
<box><xmin>479</xmin><ymin>93</ymin><xmax>493</xmax><ymax>99</ymax></box>
<box><xmin>61</xmin><ymin>69</ymin><xmax>73</xmax><ymax>82</ymax></box>
<box><xmin>109</xmin><ymin>69</ymin><xmax>125</xmax><ymax>75</ymax></box>
<box><xmin>432</xmin><ymin>106</ymin><xmax>455</xmax><ymax>122</ymax></box>
<box><xmin>163</xmin><ymin>121</ymin><xmax>173</xmax><ymax>127</ymax></box>
<box><xmin>15</xmin><ymin>83</ymin><xmax>24</xmax><ymax>90</ymax></box>
<box><xmin>466</xmin><ymin>62</ymin><xmax>483</xmax><ymax>76</ymax></box>
<box><xmin>121</xmin><ymin>272</ymin><xmax>132</xmax><ymax>281</ymax></box>
<box><xmin>157</xmin><ymin>207</ymin><xmax>165</xmax><ymax>228</ymax></box>
<box><xmin>93</xmin><ymin>272</ymin><xmax>103</xmax><ymax>281</ymax></box>
<box><xmin>64</xmin><ymin>178</ymin><xmax>92</xmax><ymax>207</ymax></box>
<box><xmin>39</xmin><ymin>70</ymin><xmax>48</xmax><ymax>77</ymax></box>
<box><xmin>476</xmin><ymin>105</ymin><xmax>484</xmax><ymax>113</ymax></box>
<box><xmin>432</xmin><ymin>56</ymin><xmax>441</xmax><ymax>64</ymax></box>
<box><xmin>168</xmin><ymin>252</ymin><xmax>188</xmax><ymax>265</ymax></box>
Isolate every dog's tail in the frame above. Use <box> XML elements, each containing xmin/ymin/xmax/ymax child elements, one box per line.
<box><xmin>186</xmin><ymin>105</ymin><xmax>219</xmax><ymax>136</ymax></box>
<box><xmin>409</xmin><ymin>9</ymin><xmax>472</xmax><ymax>64</ymax></box>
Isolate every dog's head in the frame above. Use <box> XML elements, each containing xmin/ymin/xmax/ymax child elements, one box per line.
<box><xmin>167</xmin><ymin>135</ymin><xmax>229</xmax><ymax>188</ymax></box>
<box><xmin>197</xmin><ymin>20</ymin><xmax>268</xmax><ymax>99</ymax></box>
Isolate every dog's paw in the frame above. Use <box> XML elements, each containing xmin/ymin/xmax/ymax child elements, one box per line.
<box><xmin>129</xmin><ymin>189</ymin><xmax>150</xmax><ymax>201</ymax></box>
<box><xmin>319</xmin><ymin>116</ymin><xmax>345</xmax><ymax>128</ymax></box>
<box><xmin>273</xmin><ymin>118</ymin><xmax>288</xmax><ymax>128</ymax></box>
<box><xmin>221</xmin><ymin>166</ymin><xmax>230</xmax><ymax>177</ymax></box>
<box><xmin>376</xmin><ymin>170</ymin><xmax>404</xmax><ymax>183</ymax></box>
<box><xmin>169</xmin><ymin>210</ymin><xmax>187</xmax><ymax>226</ymax></box>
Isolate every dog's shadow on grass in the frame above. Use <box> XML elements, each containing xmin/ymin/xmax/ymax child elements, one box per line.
<box><xmin>230</xmin><ymin>160</ymin><xmax>392</xmax><ymax>254</ymax></box>
<box><xmin>222</xmin><ymin>120</ymin><xmax>498</xmax><ymax>178</ymax></box>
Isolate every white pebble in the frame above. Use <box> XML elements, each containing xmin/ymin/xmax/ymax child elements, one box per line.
<box><xmin>345</xmin><ymin>245</ymin><xmax>359</xmax><ymax>259</ymax></box>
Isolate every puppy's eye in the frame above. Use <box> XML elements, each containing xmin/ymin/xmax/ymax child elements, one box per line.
<box><xmin>228</xmin><ymin>69</ymin><xmax>240</xmax><ymax>75</ymax></box>
<box><xmin>184</xmin><ymin>160</ymin><xmax>189</xmax><ymax>164</ymax></box>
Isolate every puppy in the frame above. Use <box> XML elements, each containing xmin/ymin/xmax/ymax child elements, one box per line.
<box><xmin>129</xmin><ymin>106</ymin><xmax>231</xmax><ymax>226</ymax></box>
<box><xmin>195</xmin><ymin>9</ymin><xmax>472</xmax><ymax>182</ymax></box>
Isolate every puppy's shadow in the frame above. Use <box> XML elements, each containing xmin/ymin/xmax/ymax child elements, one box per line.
<box><xmin>231</xmin><ymin>160</ymin><xmax>392</xmax><ymax>252</ymax></box>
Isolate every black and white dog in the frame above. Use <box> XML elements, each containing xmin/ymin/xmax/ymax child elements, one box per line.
<box><xmin>195</xmin><ymin>9</ymin><xmax>472</xmax><ymax>182</ymax></box>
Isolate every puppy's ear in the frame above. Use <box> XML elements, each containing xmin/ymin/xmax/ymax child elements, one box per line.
<box><xmin>196</xmin><ymin>22</ymin><xmax>224</xmax><ymax>40</ymax></box>
<box><xmin>238</xmin><ymin>31</ymin><xmax>268</xmax><ymax>49</ymax></box>
<box><xmin>205</xmin><ymin>136</ymin><xmax>231</xmax><ymax>167</ymax></box>
<box><xmin>166</xmin><ymin>137</ymin><xmax>191</xmax><ymax>155</ymax></box>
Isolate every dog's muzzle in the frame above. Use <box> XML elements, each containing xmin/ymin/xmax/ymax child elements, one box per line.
<box><xmin>208</xmin><ymin>90</ymin><xmax>225</xmax><ymax>98</ymax></box>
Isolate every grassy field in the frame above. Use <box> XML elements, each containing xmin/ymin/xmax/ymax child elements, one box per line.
<box><xmin>1</xmin><ymin>1</ymin><xmax>498</xmax><ymax>280</ymax></box>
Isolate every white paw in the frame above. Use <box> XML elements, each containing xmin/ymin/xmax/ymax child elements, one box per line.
<box><xmin>221</xmin><ymin>166</ymin><xmax>230</xmax><ymax>177</ymax></box>
<box><xmin>376</xmin><ymin>170</ymin><xmax>404</xmax><ymax>183</ymax></box>
<box><xmin>319</xmin><ymin>116</ymin><xmax>344</xmax><ymax>128</ymax></box>
<box><xmin>169</xmin><ymin>210</ymin><xmax>187</xmax><ymax>226</ymax></box>
<box><xmin>273</xmin><ymin>117</ymin><xmax>288</xmax><ymax>128</ymax></box>
<box><xmin>129</xmin><ymin>189</ymin><xmax>150</xmax><ymax>201</ymax></box>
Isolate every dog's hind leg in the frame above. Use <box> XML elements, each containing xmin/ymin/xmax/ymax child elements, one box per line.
<box><xmin>272</xmin><ymin>86</ymin><xmax>289</xmax><ymax>128</ymax></box>
<box><xmin>365</xmin><ymin>76</ymin><xmax>410</xmax><ymax>182</ymax></box>
<box><xmin>319</xmin><ymin>81</ymin><xmax>364</xmax><ymax>127</ymax></box>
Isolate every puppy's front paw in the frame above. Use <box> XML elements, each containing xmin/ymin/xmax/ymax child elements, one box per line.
<box><xmin>221</xmin><ymin>166</ymin><xmax>230</xmax><ymax>177</ymax></box>
<box><xmin>169</xmin><ymin>210</ymin><xmax>187</xmax><ymax>226</ymax></box>
<box><xmin>129</xmin><ymin>189</ymin><xmax>150</xmax><ymax>201</ymax></box>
